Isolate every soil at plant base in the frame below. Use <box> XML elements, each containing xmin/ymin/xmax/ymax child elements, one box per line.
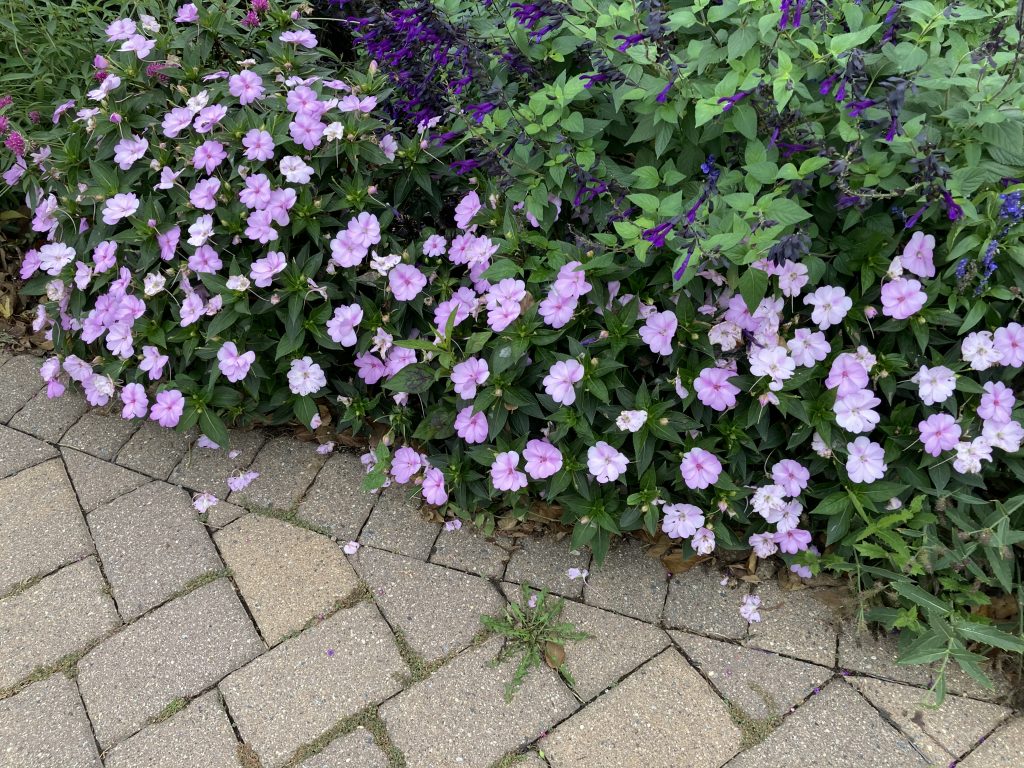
<box><xmin>0</xmin><ymin>214</ymin><xmax>48</xmax><ymax>356</ymax></box>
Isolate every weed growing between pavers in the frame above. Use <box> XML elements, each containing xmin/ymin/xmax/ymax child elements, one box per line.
<box><xmin>151</xmin><ymin>697</ymin><xmax>187</xmax><ymax>725</ymax></box>
<box><xmin>390</xmin><ymin>624</ymin><xmax>493</xmax><ymax>686</ymax></box>
<box><xmin>0</xmin><ymin>639</ymin><xmax>103</xmax><ymax>701</ymax></box>
<box><xmin>284</xmin><ymin>705</ymin><xmax>406</xmax><ymax>768</ymax></box>
<box><xmin>725</xmin><ymin>696</ymin><xmax>785</xmax><ymax>750</ymax></box>
<box><xmin>244</xmin><ymin>502</ymin><xmax>332</xmax><ymax>538</ymax></box>
<box><xmin>237</xmin><ymin>743</ymin><xmax>265</xmax><ymax>768</ymax></box>
<box><xmin>488</xmin><ymin>751</ymin><xmax>537</xmax><ymax>768</ymax></box>
<box><xmin>273</xmin><ymin>581</ymin><xmax>374</xmax><ymax>645</ymax></box>
<box><xmin>481</xmin><ymin>584</ymin><xmax>589</xmax><ymax>701</ymax></box>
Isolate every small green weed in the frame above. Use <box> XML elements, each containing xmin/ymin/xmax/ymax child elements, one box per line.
<box><xmin>480</xmin><ymin>584</ymin><xmax>588</xmax><ymax>701</ymax></box>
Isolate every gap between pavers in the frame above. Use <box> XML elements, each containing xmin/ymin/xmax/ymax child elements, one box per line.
<box><xmin>60</xmin><ymin>410</ymin><xmax>140</xmax><ymax>462</ymax></box>
<box><xmin>213</xmin><ymin>513</ymin><xmax>362</xmax><ymax>646</ymax></box>
<box><xmin>0</xmin><ymin>556</ymin><xmax>120</xmax><ymax>693</ymax></box>
<box><xmin>0</xmin><ymin>675</ymin><xmax>102</xmax><ymax>768</ymax></box>
<box><xmin>60</xmin><ymin>447</ymin><xmax>149</xmax><ymax>513</ymax></box>
<box><xmin>0</xmin><ymin>422</ymin><xmax>59</xmax><ymax>480</ymax></box>
<box><xmin>957</xmin><ymin>716</ymin><xmax>1024</xmax><ymax>767</ymax></box>
<box><xmin>356</xmin><ymin>486</ymin><xmax>442</xmax><ymax>560</ymax></box>
<box><xmin>168</xmin><ymin>428</ymin><xmax>265</xmax><ymax>500</ymax></box>
<box><xmin>296</xmin><ymin>450</ymin><xmax>376</xmax><ymax>542</ymax></box>
<box><xmin>543</xmin><ymin>648</ymin><xmax>743</xmax><ymax>768</ymax></box>
<box><xmin>227</xmin><ymin>436</ymin><xmax>327</xmax><ymax>511</ymax></box>
<box><xmin>0</xmin><ymin>458</ymin><xmax>94</xmax><ymax>596</ymax></box>
<box><xmin>219</xmin><ymin>601</ymin><xmax>406</xmax><ymax>768</ymax></box>
<box><xmin>8</xmin><ymin>386</ymin><xmax>88</xmax><ymax>443</ymax></box>
<box><xmin>75</xmin><ymin>578</ymin><xmax>264</xmax><ymax>750</ymax></box>
<box><xmin>0</xmin><ymin>355</ymin><xmax>43</xmax><ymax>423</ymax></box>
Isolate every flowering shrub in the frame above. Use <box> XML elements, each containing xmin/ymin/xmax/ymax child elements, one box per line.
<box><xmin>4</xmin><ymin>0</ymin><xmax>1024</xmax><ymax>692</ymax></box>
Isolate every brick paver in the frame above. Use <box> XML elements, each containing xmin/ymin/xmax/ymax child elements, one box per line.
<box><xmin>0</xmin><ymin>557</ymin><xmax>120</xmax><ymax>691</ymax></box>
<box><xmin>76</xmin><ymin>579</ymin><xmax>263</xmax><ymax>749</ymax></box>
<box><xmin>0</xmin><ymin>676</ymin><xmax>102</xmax><ymax>768</ymax></box>
<box><xmin>169</xmin><ymin>429</ymin><xmax>265</xmax><ymax>500</ymax></box>
<box><xmin>380</xmin><ymin>637</ymin><xmax>579</xmax><ymax>768</ymax></box>
<box><xmin>745</xmin><ymin>582</ymin><xmax>839</xmax><ymax>667</ymax></box>
<box><xmin>115</xmin><ymin>422</ymin><xmax>194</xmax><ymax>479</ymax></box>
<box><xmin>357</xmin><ymin>487</ymin><xmax>440</xmax><ymax>559</ymax></box>
<box><xmin>8</xmin><ymin>387</ymin><xmax>88</xmax><ymax>442</ymax></box>
<box><xmin>505</xmin><ymin>535</ymin><xmax>591</xmax><ymax>599</ymax></box>
<box><xmin>227</xmin><ymin>436</ymin><xmax>326</xmax><ymax>511</ymax></box>
<box><xmin>296</xmin><ymin>450</ymin><xmax>376</xmax><ymax>540</ymax></box>
<box><xmin>61</xmin><ymin>447</ymin><xmax>149</xmax><ymax>512</ymax></box>
<box><xmin>0</xmin><ymin>458</ymin><xmax>93</xmax><ymax>595</ymax></box>
<box><xmin>959</xmin><ymin>717</ymin><xmax>1024</xmax><ymax>767</ymax></box>
<box><xmin>0</xmin><ymin>354</ymin><xmax>42</xmax><ymax>422</ymax></box>
<box><xmin>298</xmin><ymin>727</ymin><xmax>388</xmax><ymax>768</ymax></box>
<box><xmin>430</xmin><ymin>526</ymin><xmax>511</xmax><ymax>578</ymax></box>
<box><xmin>101</xmin><ymin>692</ymin><xmax>242</xmax><ymax>768</ymax></box>
<box><xmin>60</xmin><ymin>410</ymin><xmax>140</xmax><ymax>461</ymax></box>
<box><xmin>663</xmin><ymin>564</ymin><xmax>750</xmax><ymax>640</ymax></box>
<box><xmin>219</xmin><ymin>602</ymin><xmax>404</xmax><ymax>768</ymax></box>
<box><xmin>0</xmin><ymin>422</ymin><xmax>58</xmax><ymax>480</ymax></box>
<box><xmin>214</xmin><ymin>514</ymin><xmax>360</xmax><ymax>645</ymax></box>
<box><xmin>88</xmin><ymin>482</ymin><xmax>224</xmax><ymax>619</ymax></box>
<box><xmin>582</xmin><ymin>538</ymin><xmax>668</xmax><ymax>623</ymax></box>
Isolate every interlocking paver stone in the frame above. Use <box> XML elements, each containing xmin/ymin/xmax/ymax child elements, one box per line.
<box><xmin>670</xmin><ymin>631</ymin><xmax>832</xmax><ymax>720</ymax></box>
<box><xmin>60</xmin><ymin>410</ymin><xmax>139</xmax><ymax>460</ymax></box>
<box><xmin>61</xmin><ymin>447</ymin><xmax>149</xmax><ymax>512</ymax></box>
<box><xmin>299</xmin><ymin>727</ymin><xmax>388</xmax><ymax>768</ymax></box>
<box><xmin>850</xmin><ymin>677</ymin><xmax>1011</xmax><ymax>763</ymax></box>
<box><xmin>0</xmin><ymin>676</ymin><xmax>102</xmax><ymax>768</ymax></box>
<box><xmin>582</xmin><ymin>538</ymin><xmax>668</xmax><ymax>623</ymax></box>
<box><xmin>227</xmin><ymin>436</ymin><xmax>326</xmax><ymax>510</ymax></box>
<box><xmin>380</xmin><ymin>636</ymin><xmax>579</xmax><ymax>768</ymax></box>
<box><xmin>431</xmin><ymin>527</ymin><xmax>511</xmax><ymax>578</ymax></box>
<box><xmin>723</xmin><ymin>680</ymin><xmax>928</xmax><ymax>768</ymax></box>
<box><xmin>0</xmin><ymin>557</ymin><xmax>119</xmax><ymax>691</ymax></box>
<box><xmin>297</xmin><ymin>451</ymin><xmax>375</xmax><ymax>540</ymax></box>
<box><xmin>169</xmin><ymin>429</ymin><xmax>265</xmax><ymax>499</ymax></box>
<box><xmin>214</xmin><ymin>514</ymin><xmax>360</xmax><ymax>645</ymax></box>
<box><xmin>203</xmin><ymin>498</ymin><xmax>248</xmax><ymax>529</ymax></box>
<box><xmin>745</xmin><ymin>582</ymin><xmax>838</xmax><ymax>666</ymax></box>
<box><xmin>837</xmin><ymin>624</ymin><xmax>932</xmax><ymax>686</ymax></box>
<box><xmin>664</xmin><ymin>564</ymin><xmax>750</xmax><ymax>640</ymax></box>
<box><xmin>116</xmin><ymin>421</ymin><xmax>194</xmax><ymax>479</ymax></box>
<box><xmin>505</xmin><ymin>535</ymin><xmax>591</xmax><ymax>599</ymax></box>
<box><xmin>89</xmin><ymin>482</ymin><xmax>224</xmax><ymax>619</ymax></box>
<box><xmin>76</xmin><ymin>579</ymin><xmax>263</xmax><ymax>749</ymax></box>
<box><xmin>0</xmin><ymin>422</ymin><xmax>58</xmax><ymax>479</ymax></box>
<box><xmin>545</xmin><ymin>648</ymin><xmax>741</xmax><ymax>768</ymax></box>
<box><xmin>353</xmin><ymin>546</ymin><xmax>503</xmax><ymax>660</ymax></box>
<box><xmin>8</xmin><ymin>387</ymin><xmax>88</xmax><ymax>442</ymax></box>
<box><xmin>958</xmin><ymin>716</ymin><xmax>1024</xmax><ymax>767</ymax></box>
<box><xmin>102</xmin><ymin>692</ymin><xmax>242</xmax><ymax>768</ymax></box>
<box><xmin>556</xmin><ymin>595</ymin><xmax>669</xmax><ymax>702</ymax></box>
<box><xmin>0</xmin><ymin>458</ymin><xmax>93</xmax><ymax>595</ymax></box>
<box><xmin>220</xmin><ymin>602</ymin><xmax>404</xmax><ymax>768</ymax></box>
<box><xmin>0</xmin><ymin>355</ymin><xmax>42</xmax><ymax>422</ymax></box>
<box><xmin>357</xmin><ymin>487</ymin><xmax>440</xmax><ymax>559</ymax></box>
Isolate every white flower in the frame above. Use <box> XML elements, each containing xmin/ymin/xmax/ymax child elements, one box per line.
<box><xmin>226</xmin><ymin>275</ymin><xmax>251</xmax><ymax>291</ymax></box>
<box><xmin>38</xmin><ymin>243</ymin><xmax>76</xmax><ymax>275</ymax></box>
<box><xmin>708</xmin><ymin>321</ymin><xmax>743</xmax><ymax>351</ymax></box>
<box><xmin>749</xmin><ymin>345</ymin><xmax>795</xmax><ymax>391</ymax></box>
<box><xmin>187</xmin><ymin>215</ymin><xmax>214</xmax><ymax>247</ymax></box>
<box><xmin>961</xmin><ymin>331</ymin><xmax>1002</xmax><ymax>371</ymax></box>
<box><xmin>953</xmin><ymin>438</ymin><xmax>992</xmax><ymax>474</ymax></box>
<box><xmin>186</xmin><ymin>90</ymin><xmax>210</xmax><ymax>114</ymax></box>
<box><xmin>370</xmin><ymin>252</ymin><xmax>402</xmax><ymax>276</ymax></box>
<box><xmin>615</xmin><ymin>410</ymin><xmax>648</xmax><ymax>432</ymax></box>
<box><xmin>279</xmin><ymin>156</ymin><xmax>315</xmax><ymax>184</ymax></box>
<box><xmin>911</xmin><ymin>365</ymin><xmax>956</xmax><ymax>406</ymax></box>
<box><xmin>143</xmin><ymin>273</ymin><xmax>166</xmax><ymax>296</ymax></box>
<box><xmin>324</xmin><ymin>122</ymin><xmax>345</xmax><ymax>141</ymax></box>
<box><xmin>811</xmin><ymin>431</ymin><xmax>832</xmax><ymax>458</ymax></box>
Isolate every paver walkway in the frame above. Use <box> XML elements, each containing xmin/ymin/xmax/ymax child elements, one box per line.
<box><xmin>0</xmin><ymin>352</ymin><xmax>1019</xmax><ymax>768</ymax></box>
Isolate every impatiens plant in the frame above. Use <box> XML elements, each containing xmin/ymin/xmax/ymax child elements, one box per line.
<box><xmin>3</xmin><ymin>0</ymin><xmax>1024</xmax><ymax>697</ymax></box>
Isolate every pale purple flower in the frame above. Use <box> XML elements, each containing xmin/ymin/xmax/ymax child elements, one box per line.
<box><xmin>163</xmin><ymin>107</ymin><xmax>193</xmax><ymax>138</ymax></box>
<box><xmin>978</xmin><ymin>381</ymin><xmax>1015</xmax><ymax>424</ymax></box>
<box><xmin>379</xmin><ymin>134</ymin><xmax>398</xmax><ymax>160</ymax></box>
<box><xmin>287</xmin><ymin>356</ymin><xmax>327</xmax><ymax>396</ymax></box>
<box><xmin>901</xmin><ymin>231</ymin><xmax>936</xmax><ymax>278</ymax></box>
<box><xmin>189</xmin><ymin>177</ymin><xmax>220</xmax><ymax>210</ymax></box>
<box><xmin>777</xmin><ymin>260</ymin><xmax>809</xmax><ymax>296</ymax></box>
<box><xmin>749</xmin><ymin>531</ymin><xmax>778</xmax><ymax>558</ymax></box>
<box><xmin>217</xmin><ymin>342</ymin><xmax>255</xmax><ymax>382</ymax></box>
<box><xmin>740</xmin><ymin>595</ymin><xmax>761</xmax><ymax>624</ymax></box>
<box><xmin>825</xmin><ymin>354</ymin><xmax>868</xmax><ymax>395</ymax></box>
<box><xmin>834</xmin><ymin>388</ymin><xmax>881</xmax><ymax>433</ymax></box>
<box><xmin>348</xmin><ymin>212</ymin><xmax>381</xmax><ymax>248</ymax></box>
<box><xmin>679</xmin><ymin>448</ymin><xmax>722</xmax><ymax>490</ymax></box>
<box><xmin>787</xmin><ymin>329</ymin><xmax>831</xmax><ymax>367</ymax></box>
<box><xmin>227</xmin><ymin>471</ymin><xmax>260</xmax><ymax>492</ymax></box>
<box><xmin>150</xmin><ymin>389</ymin><xmax>185</xmax><ymax>428</ymax></box>
<box><xmin>102</xmin><ymin>193</ymin><xmax>139</xmax><ymax>225</ymax></box>
<box><xmin>422</xmin><ymin>235</ymin><xmax>446</xmax><ymax>257</ymax></box>
<box><xmin>692</xmin><ymin>527</ymin><xmax>716</xmax><ymax>555</ymax></box>
<box><xmin>389</xmin><ymin>264</ymin><xmax>427</xmax><ymax>301</ymax></box>
<box><xmin>662</xmin><ymin>503</ymin><xmax>704</xmax><ymax>539</ymax></box>
<box><xmin>538</xmin><ymin>289</ymin><xmax>577</xmax><ymax>328</ymax></box>
<box><xmin>289</xmin><ymin>113</ymin><xmax>325</xmax><ymax>150</ymax></box>
<box><xmin>491</xmin><ymin>451</ymin><xmax>528</xmax><ymax>491</ymax></box>
<box><xmin>175</xmin><ymin>4</ymin><xmax>199</xmax><ymax>23</ymax></box>
<box><xmin>343</xmin><ymin>540</ymin><xmax>360</xmax><ymax>555</ymax></box>
<box><xmin>193</xmin><ymin>492</ymin><xmax>218</xmax><ymax>513</ymax></box>
<box><xmin>355</xmin><ymin>353</ymin><xmax>386</xmax><ymax>385</ymax></box>
<box><xmin>106</xmin><ymin>18</ymin><xmax>136</xmax><ymax>41</ymax></box>
<box><xmin>113</xmin><ymin>135</ymin><xmax>148</xmax><ymax>170</ymax></box>
<box><xmin>543</xmin><ymin>359</ymin><xmax>584</xmax><ymax>405</ymax></box>
<box><xmin>846</xmin><ymin>437</ymin><xmax>886</xmax><ymax>484</ymax></box>
<box><xmin>774</xmin><ymin>528</ymin><xmax>812</xmax><ymax>555</ymax></box>
<box><xmin>994</xmin><ymin>322</ymin><xmax>1024</xmax><ymax>367</ymax></box>
<box><xmin>250</xmin><ymin>251</ymin><xmax>286</xmax><ymax>287</ymax></box>
<box><xmin>454</xmin><ymin>190</ymin><xmax>482</xmax><ymax>230</ymax></box>
<box><xmin>391</xmin><ymin>446</ymin><xmax>423</xmax><ymax>483</ymax></box>
<box><xmin>587</xmin><ymin>441</ymin><xmax>628</xmax><ymax>483</ymax></box>
<box><xmin>194</xmin><ymin>104</ymin><xmax>227</xmax><ymax>133</ymax></box>
<box><xmin>242</xmin><ymin>129</ymin><xmax>275</xmax><ymax>162</ymax></box>
<box><xmin>120</xmin><ymin>34</ymin><xmax>155</xmax><ymax>59</ymax></box>
<box><xmin>553</xmin><ymin>261</ymin><xmax>592</xmax><ymax>299</ymax></box>
<box><xmin>179</xmin><ymin>293</ymin><xmax>205</xmax><ymax>326</ymax></box>
<box><xmin>229</xmin><ymin>70</ymin><xmax>264</xmax><ymax>105</ymax></box>
<box><xmin>639</xmin><ymin>310</ymin><xmax>677</xmax><ymax>355</ymax></box>
<box><xmin>188</xmin><ymin>244</ymin><xmax>222</xmax><ymax>274</ymax></box>
<box><xmin>326</xmin><ymin>304</ymin><xmax>363</xmax><ymax>347</ymax></box>
<box><xmin>771</xmin><ymin>459</ymin><xmax>809</xmax><ymax>497</ymax></box>
<box><xmin>140</xmin><ymin>345</ymin><xmax>168</xmax><ymax>380</ymax></box>
<box><xmin>193</xmin><ymin>140</ymin><xmax>227</xmax><ymax>174</ymax></box>
<box><xmin>423</xmin><ymin>467</ymin><xmax>448</xmax><ymax>505</ymax></box>
<box><xmin>694</xmin><ymin>367</ymin><xmax>740</xmax><ymax>411</ymax></box>
<box><xmin>280</xmin><ymin>29</ymin><xmax>317</xmax><ymax>48</ymax></box>
<box><xmin>919</xmin><ymin>414</ymin><xmax>961</xmax><ymax>457</ymax></box>
<box><xmin>454</xmin><ymin>407</ymin><xmax>488</xmax><ymax>444</ymax></box>
<box><xmin>522</xmin><ymin>439</ymin><xmax>562</xmax><ymax>479</ymax></box>
<box><xmin>451</xmin><ymin>357</ymin><xmax>489</xmax><ymax>400</ymax></box>
<box><xmin>880</xmin><ymin>278</ymin><xmax>927</xmax><ymax>320</ymax></box>
<box><xmin>120</xmin><ymin>382</ymin><xmax>148</xmax><ymax>419</ymax></box>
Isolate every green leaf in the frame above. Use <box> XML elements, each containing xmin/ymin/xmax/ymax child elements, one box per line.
<box><xmin>891</xmin><ymin>581</ymin><xmax>951</xmax><ymax>617</ymax></box>
<box><xmin>829</xmin><ymin>24</ymin><xmax>882</xmax><ymax>55</ymax></box>
<box><xmin>198</xmin><ymin>409</ymin><xmax>229</xmax><ymax>449</ymax></box>
<box><xmin>382</xmin><ymin>363</ymin><xmax>437</xmax><ymax>394</ymax></box>
<box><xmin>293</xmin><ymin>396</ymin><xmax>317</xmax><ymax>428</ymax></box>
<box><xmin>738</xmin><ymin>268</ymin><xmax>769</xmax><ymax>313</ymax></box>
<box><xmin>954</xmin><ymin>621</ymin><xmax>1024</xmax><ymax>653</ymax></box>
